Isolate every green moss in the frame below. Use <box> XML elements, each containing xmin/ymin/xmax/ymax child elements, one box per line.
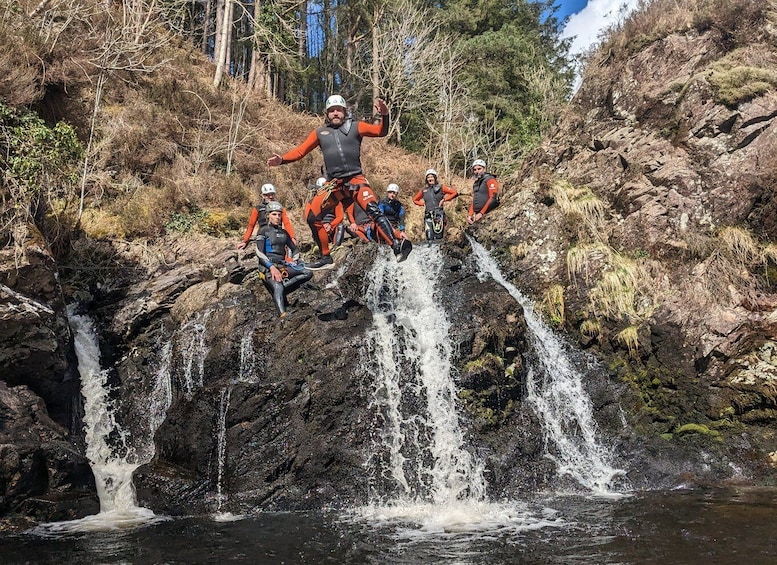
<box><xmin>675</xmin><ymin>423</ymin><xmax>721</xmax><ymax>438</ymax></box>
<box><xmin>464</xmin><ymin>352</ymin><xmax>504</xmax><ymax>373</ymax></box>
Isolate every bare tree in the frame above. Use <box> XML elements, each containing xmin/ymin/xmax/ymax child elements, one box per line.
<box><xmin>423</xmin><ymin>44</ymin><xmax>467</xmax><ymax>180</ymax></box>
<box><xmin>78</xmin><ymin>0</ymin><xmax>172</xmax><ymax>221</ymax></box>
<box><xmin>213</xmin><ymin>0</ymin><xmax>233</xmax><ymax>86</ymax></box>
<box><xmin>352</xmin><ymin>0</ymin><xmax>453</xmax><ymax>143</ymax></box>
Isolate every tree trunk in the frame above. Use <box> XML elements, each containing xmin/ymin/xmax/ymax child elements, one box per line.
<box><xmin>213</xmin><ymin>0</ymin><xmax>232</xmax><ymax>86</ymax></box>
<box><xmin>202</xmin><ymin>0</ymin><xmax>213</xmax><ymax>53</ymax></box>
<box><xmin>371</xmin><ymin>4</ymin><xmax>379</xmax><ymax>102</ymax></box>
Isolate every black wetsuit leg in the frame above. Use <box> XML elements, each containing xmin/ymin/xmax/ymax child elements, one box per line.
<box><xmin>263</xmin><ymin>277</ymin><xmax>287</xmax><ymax>315</ymax></box>
<box><xmin>283</xmin><ymin>266</ymin><xmax>313</xmax><ymax>294</ymax></box>
<box><xmin>365</xmin><ymin>201</ymin><xmax>398</xmax><ymax>246</ymax></box>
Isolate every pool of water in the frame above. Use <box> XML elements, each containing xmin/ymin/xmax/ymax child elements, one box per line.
<box><xmin>2</xmin><ymin>487</ymin><xmax>775</xmax><ymax>564</ymax></box>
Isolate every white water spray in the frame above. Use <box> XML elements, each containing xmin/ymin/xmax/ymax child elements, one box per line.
<box><xmin>178</xmin><ymin>315</ymin><xmax>209</xmax><ymax>399</ymax></box>
<box><xmin>364</xmin><ymin>245</ymin><xmax>486</xmax><ymax>505</ymax></box>
<box><xmin>469</xmin><ymin>238</ymin><xmax>626</xmax><ymax>493</ymax></box>
<box><xmin>33</xmin><ymin>309</ymin><xmax>164</xmax><ymax>534</ymax></box>
<box><xmin>356</xmin><ymin>246</ymin><xmax>564</xmax><ymax>535</ymax></box>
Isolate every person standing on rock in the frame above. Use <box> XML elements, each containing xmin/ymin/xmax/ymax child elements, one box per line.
<box><xmin>412</xmin><ymin>168</ymin><xmax>458</xmax><ymax>240</ymax></box>
<box><xmin>237</xmin><ymin>183</ymin><xmax>297</xmax><ymax>249</ymax></box>
<box><xmin>267</xmin><ymin>95</ymin><xmax>411</xmax><ymax>266</ymax></box>
<box><xmin>253</xmin><ymin>201</ymin><xmax>312</xmax><ymax>318</ymax></box>
<box><xmin>467</xmin><ymin>159</ymin><xmax>499</xmax><ymax>224</ymax></box>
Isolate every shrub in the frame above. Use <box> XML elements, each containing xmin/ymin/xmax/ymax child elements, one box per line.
<box><xmin>0</xmin><ymin>100</ymin><xmax>83</xmax><ymax>250</ymax></box>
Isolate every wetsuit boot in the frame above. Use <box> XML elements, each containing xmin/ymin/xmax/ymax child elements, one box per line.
<box><xmin>366</xmin><ymin>202</ymin><xmax>412</xmax><ymax>262</ymax></box>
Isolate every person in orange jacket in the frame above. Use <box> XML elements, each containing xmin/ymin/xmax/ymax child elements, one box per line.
<box><xmin>267</xmin><ymin>94</ymin><xmax>411</xmax><ymax>267</ymax></box>
<box><xmin>412</xmin><ymin>168</ymin><xmax>458</xmax><ymax>240</ymax></box>
<box><xmin>345</xmin><ymin>200</ymin><xmax>375</xmax><ymax>242</ymax></box>
<box><xmin>237</xmin><ymin>183</ymin><xmax>297</xmax><ymax>249</ymax></box>
<box><xmin>467</xmin><ymin>159</ymin><xmax>499</xmax><ymax>224</ymax></box>
<box><xmin>304</xmin><ymin>177</ymin><xmax>345</xmax><ymax>267</ymax></box>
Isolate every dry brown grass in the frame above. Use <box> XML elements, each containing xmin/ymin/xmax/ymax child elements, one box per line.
<box><xmin>600</xmin><ymin>0</ymin><xmax>770</xmax><ymax>59</ymax></box>
<box><xmin>541</xmin><ymin>284</ymin><xmax>566</xmax><ymax>326</ymax></box>
<box><xmin>551</xmin><ymin>179</ymin><xmax>609</xmax><ymax>242</ymax></box>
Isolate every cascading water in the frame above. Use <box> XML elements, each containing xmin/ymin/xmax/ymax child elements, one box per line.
<box><xmin>469</xmin><ymin>238</ymin><xmax>627</xmax><ymax>494</ymax></box>
<box><xmin>357</xmin><ymin>245</ymin><xmax>564</xmax><ymax>535</ymax></box>
<box><xmin>178</xmin><ymin>315</ymin><xmax>209</xmax><ymax>400</ymax></box>
<box><xmin>33</xmin><ymin>309</ymin><xmax>165</xmax><ymax>533</ymax></box>
<box><xmin>364</xmin><ymin>244</ymin><xmax>486</xmax><ymax>505</ymax></box>
<box><xmin>213</xmin><ymin>325</ymin><xmax>256</xmax><ymax>522</ymax></box>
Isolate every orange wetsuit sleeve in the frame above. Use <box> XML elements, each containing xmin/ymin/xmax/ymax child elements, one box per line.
<box><xmin>280</xmin><ymin>129</ymin><xmax>320</xmax><ymax>163</ymax></box>
<box><xmin>241</xmin><ymin>208</ymin><xmax>259</xmax><ymax>243</ymax></box>
<box><xmin>331</xmin><ymin>200</ymin><xmax>345</xmax><ymax>227</ymax></box>
<box><xmin>357</xmin><ymin>115</ymin><xmax>389</xmax><ymax>138</ymax></box>
<box><xmin>442</xmin><ymin>185</ymin><xmax>458</xmax><ymax>201</ymax></box>
<box><xmin>479</xmin><ymin>177</ymin><xmax>499</xmax><ymax>214</ymax></box>
<box><xmin>281</xmin><ymin>209</ymin><xmax>296</xmax><ymax>240</ymax></box>
<box><xmin>346</xmin><ymin>202</ymin><xmax>357</xmax><ymax>224</ymax></box>
<box><xmin>412</xmin><ymin>190</ymin><xmax>424</xmax><ymax>207</ymax></box>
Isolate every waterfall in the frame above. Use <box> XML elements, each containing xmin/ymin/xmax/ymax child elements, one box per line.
<box><xmin>212</xmin><ymin>329</ymin><xmax>255</xmax><ymax>522</ymax></box>
<box><xmin>33</xmin><ymin>309</ymin><xmax>163</xmax><ymax>533</ymax></box>
<box><xmin>364</xmin><ymin>245</ymin><xmax>486</xmax><ymax>505</ymax></box>
<box><xmin>354</xmin><ymin>245</ymin><xmax>568</xmax><ymax>535</ymax></box>
<box><xmin>469</xmin><ymin>238</ymin><xmax>626</xmax><ymax>493</ymax></box>
<box><xmin>215</xmin><ymin>387</ymin><xmax>231</xmax><ymax>512</ymax></box>
<box><xmin>178</xmin><ymin>314</ymin><xmax>210</xmax><ymax>400</ymax></box>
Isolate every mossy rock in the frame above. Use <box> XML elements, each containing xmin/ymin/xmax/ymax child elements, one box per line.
<box><xmin>674</xmin><ymin>423</ymin><xmax>721</xmax><ymax>438</ymax></box>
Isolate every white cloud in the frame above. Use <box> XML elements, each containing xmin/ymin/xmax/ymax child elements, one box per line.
<box><xmin>562</xmin><ymin>0</ymin><xmax>642</xmax><ymax>57</ymax></box>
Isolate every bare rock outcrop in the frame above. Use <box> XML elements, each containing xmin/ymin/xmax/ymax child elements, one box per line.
<box><xmin>471</xmin><ymin>3</ymin><xmax>777</xmax><ymax>468</ymax></box>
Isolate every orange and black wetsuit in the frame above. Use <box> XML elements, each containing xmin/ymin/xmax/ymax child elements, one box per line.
<box><xmin>306</xmin><ymin>195</ymin><xmax>344</xmax><ymax>257</ymax></box>
<box><xmin>276</xmin><ymin>115</ymin><xmax>401</xmax><ymax>249</ymax></box>
<box><xmin>413</xmin><ymin>181</ymin><xmax>458</xmax><ymax>241</ymax></box>
<box><xmin>412</xmin><ymin>184</ymin><xmax>458</xmax><ymax>214</ymax></box>
<box><xmin>469</xmin><ymin>173</ymin><xmax>499</xmax><ymax>217</ymax></box>
<box><xmin>345</xmin><ymin>201</ymin><xmax>375</xmax><ymax>242</ymax></box>
<box><xmin>241</xmin><ymin>202</ymin><xmax>296</xmax><ymax>246</ymax></box>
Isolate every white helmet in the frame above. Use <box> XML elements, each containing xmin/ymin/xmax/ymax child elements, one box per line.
<box><xmin>265</xmin><ymin>201</ymin><xmax>283</xmax><ymax>213</ymax></box>
<box><xmin>325</xmin><ymin>95</ymin><xmax>347</xmax><ymax>111</ymax></box>
<box><xmin>425</xmin><ymin>169</ymin><xmax>438</xmax><ymax>178</ymax></box>
<box><xmin>261</xmin><ymin>183</ymin><xmax>276</xmax><ymax>195</ymax></box>
<box><xmin>472</xmin><ymin>159</ymin><xmax>487</xmax><ymax>169</ymax></box>
<box><xmin>387</xmin><ymin>183</ymin><xmax>399</xmax><ymax>194</ymax></box>
<box><xmin>316</xmin><ymin>177</ymin><xmax>326</xmax><ymax>187</ymax></box>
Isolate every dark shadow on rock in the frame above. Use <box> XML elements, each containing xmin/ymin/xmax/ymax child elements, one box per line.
<box><xmin>316</xmin><ymin>299</ymin><xmax>362</xmax><ymax>321</ymax></box>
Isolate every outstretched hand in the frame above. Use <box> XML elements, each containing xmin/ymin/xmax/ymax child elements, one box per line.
<box><xmin>374</xmin><ymin>98</ymin><xmax>388</xmax><ymax>116</ymax></box>
<box><xmin>267</xmin><ymin>153</ymin><xmax>283</xmax><ymax>167</ymax></box>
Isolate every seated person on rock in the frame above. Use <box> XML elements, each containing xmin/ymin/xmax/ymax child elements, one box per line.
<box><xmin>253</xmin><ymin>201</ymin><xmax>312</xmax><ymax>318</ymax></box>
<box><xmin>345</xmin><ymin>200</ymin><xmax>375</xmax><ymax>242</ymax></box>
<box><xmin>378</xmin><ymin>183</ymin><xmax>406</xmax><ymax>241</ymax></box>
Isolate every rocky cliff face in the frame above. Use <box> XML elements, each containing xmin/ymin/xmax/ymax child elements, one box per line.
<box><xmin>0</xmin><ymin>227</ymin><xmax>97</xmax><ymax>528</ymax></box>
<box><xmin>471</xmin><ymin>3</ymin><xmax>777</xmax><ymax>471</ymax></box>
<box><xmin>3</xmin><ymin>0</ymin><xmax>777</xmax><ymax>529</ymax></box>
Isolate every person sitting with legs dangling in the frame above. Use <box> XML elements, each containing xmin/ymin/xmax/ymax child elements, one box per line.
<box><xmin>252</xmin><ymin>201</ymin><xmax>312</xmax><ymax>318</ymax></box>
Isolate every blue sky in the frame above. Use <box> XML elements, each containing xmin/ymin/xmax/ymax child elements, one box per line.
<box><xmin>557</xmin><ymin>0</ymin><xmax>641</xmax><ymax>56</ymax></box>
<box><xmin>553</xmin><ymin>0</ymin><xmax>589</xmax><ymax>22</ymax></box>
